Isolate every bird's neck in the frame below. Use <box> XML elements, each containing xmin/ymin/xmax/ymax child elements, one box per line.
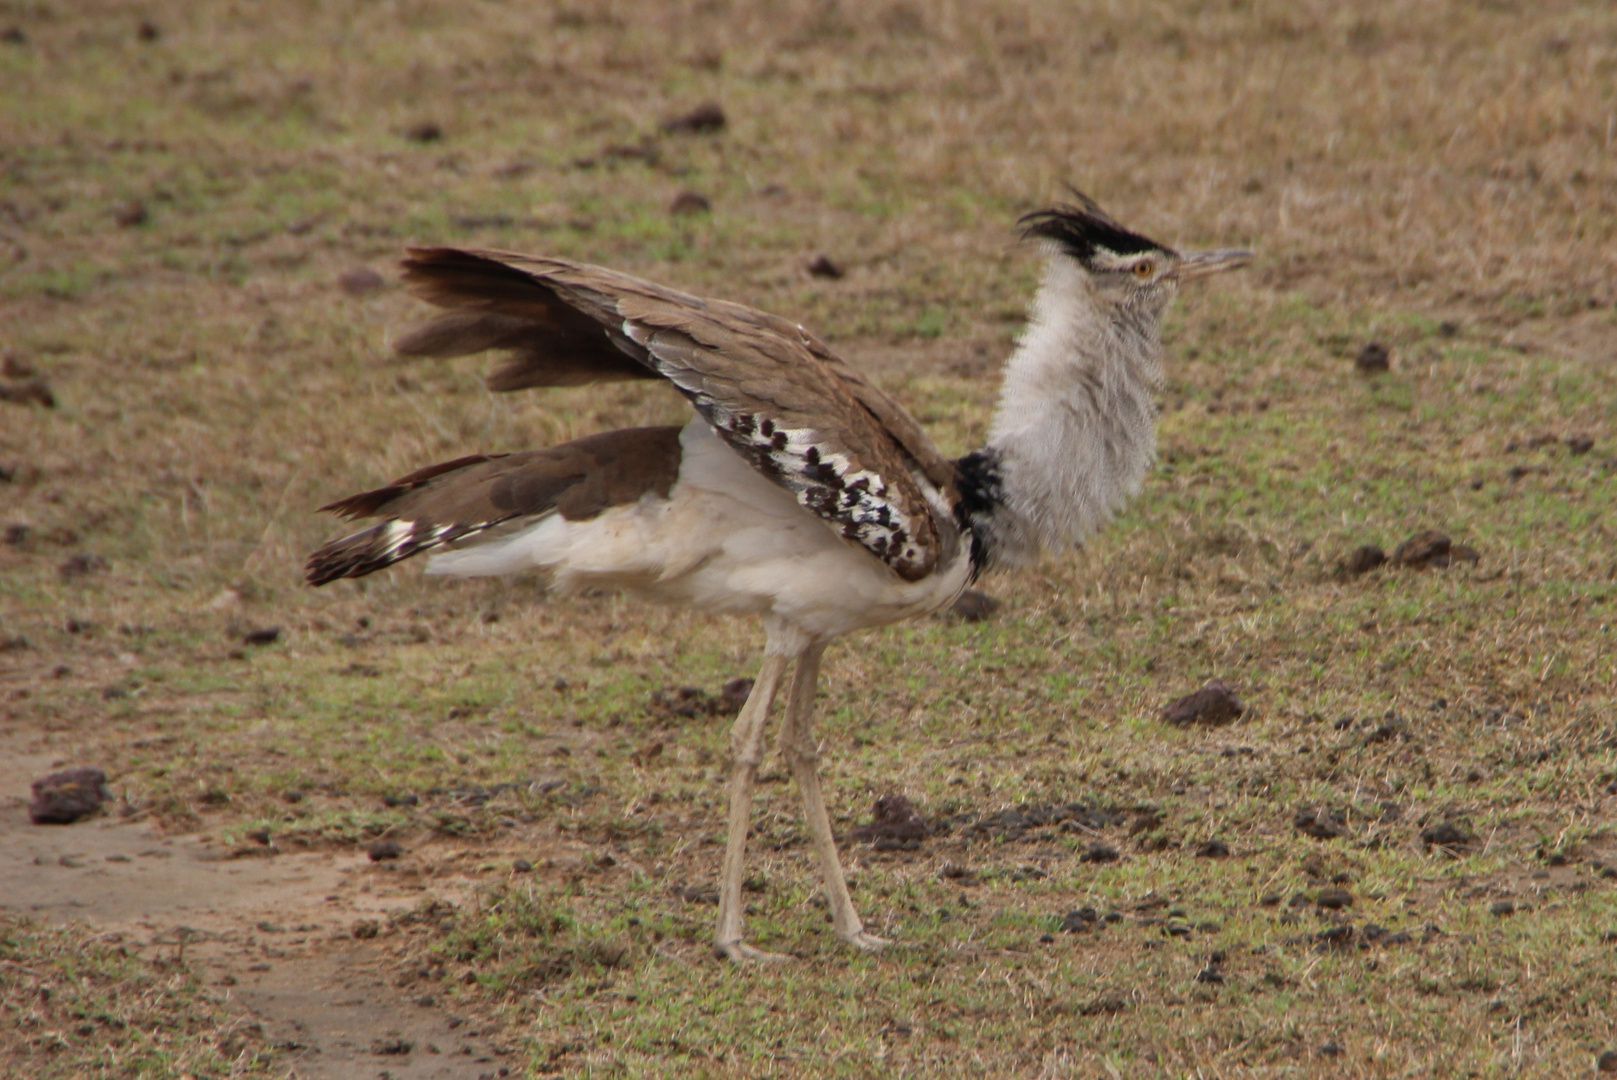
<box><xmin>961</xmin><ymin>258</ymin><xmax>1164</xmax><ymax>571</ymax></box>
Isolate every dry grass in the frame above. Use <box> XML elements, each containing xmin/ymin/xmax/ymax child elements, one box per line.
<box><xmin>2</xmin><ymin>1</ymin><xmax>1617</xmax><ymax>1077</ymax></box>
<box><xmin>0</xmin><ymin>915</ymin><xmax>272</xmax><ymax>1078</ymax></box>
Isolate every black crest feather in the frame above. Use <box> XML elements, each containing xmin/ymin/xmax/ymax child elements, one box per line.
<box><xmin>1019</xmin><ymin>189</ymin><xmax>1173</xmax><ymax>266</ymax></box>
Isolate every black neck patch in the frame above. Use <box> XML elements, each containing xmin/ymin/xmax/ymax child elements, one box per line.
<box><xmin>955</xmin><ymin>448</ymin><xmax>1005</xmax><ymax>576</ymax></box>
<box><xmin>1019</xmin><ymin>192</ymin><xmax>1172</xmax><ymax>268</ymax></box>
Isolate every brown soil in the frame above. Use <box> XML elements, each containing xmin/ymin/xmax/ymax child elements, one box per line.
<box><xmin>0</xmin><ymin>742</ymin><xmax>529</xmax><ymax>1080</ymax></box>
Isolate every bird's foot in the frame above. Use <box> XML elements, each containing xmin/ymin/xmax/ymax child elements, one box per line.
<box><xmin>713</xmin><ymin>938</ymin><xmax>793</xmax><ymax>964</ymax></box>
<box><xmin>839</xmin><ymin>930</ymin><xmax>890</xmax><ymax>953</ymax></box>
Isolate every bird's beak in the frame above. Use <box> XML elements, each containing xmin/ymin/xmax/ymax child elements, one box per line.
<box><xmin>1173</xmin><ymin>249</ymin><xmax>1253</xmax><ymax>281</ymax></box>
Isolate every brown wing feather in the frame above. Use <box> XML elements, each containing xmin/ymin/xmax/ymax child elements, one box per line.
<box><xmin>395</xmin><ymin>249</ymin><xmax>656</xmax><ymax>389</ymax></box>
<box><xmin>307</xmin><ymin>427</ymin><xmax>682</xmax><ymax>586</ymax></box>
<box><xmin>396</xmin><ymin>248</ymin><xmax>956</xmax><ymax>580</ymax></box>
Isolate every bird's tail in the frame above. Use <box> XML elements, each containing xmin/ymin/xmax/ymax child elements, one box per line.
<box><xmin>305</xmin><ymin>518</ymin><xmax>482</xmax><ymax>586</ymax></box>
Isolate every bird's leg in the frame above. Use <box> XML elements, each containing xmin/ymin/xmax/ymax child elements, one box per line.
<box><xmin>713</xmin><ymin>653</ymin><xmax>790</xmax><ymax>963</ymax></box>
<box><xmin>778</xmin><ymin>642</ymin><xmax>888</xmax><ymax>953</ymax></box>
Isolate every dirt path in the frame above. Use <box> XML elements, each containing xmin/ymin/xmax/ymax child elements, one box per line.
<box><xmin>0</xmin><ymin>748</ymin><xmax>524</xmax><ymax>1079</ymax></box>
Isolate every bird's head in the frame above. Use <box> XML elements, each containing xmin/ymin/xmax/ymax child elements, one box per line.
<box><xmin>1019</xmin><ymin>192</ymin><xmax>1250</xmax><ymax>322</ymax></box>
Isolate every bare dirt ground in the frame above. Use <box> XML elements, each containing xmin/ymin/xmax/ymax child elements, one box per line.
<box><xmin>1</xmin><ymin>744</ymin><xmax>538</xmax><ymax>1079</ymax></box>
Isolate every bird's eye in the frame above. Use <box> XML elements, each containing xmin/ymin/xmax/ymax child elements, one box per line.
<box><xmin>1133</xmin><ymin>260</ymin><xmax>1155</xmax><ymax>279</ymax></box>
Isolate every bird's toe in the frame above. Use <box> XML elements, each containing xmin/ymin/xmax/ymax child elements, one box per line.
<box><xmin>713</xmin><ymin>939</ymin><xmax>794</xmax><ymax>964</ymax></box>
<box><xmin>840</xmin><ymin>930</ymin><xmax>891</xmax><ymax>952</ymax></box>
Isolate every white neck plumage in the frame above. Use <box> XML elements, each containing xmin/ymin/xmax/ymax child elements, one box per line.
<box><xmin>962</xmin><ymin>255</ymin><xmax>1167</xmax><ymax>571</ymax></box>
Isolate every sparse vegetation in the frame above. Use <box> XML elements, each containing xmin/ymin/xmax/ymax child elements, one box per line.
<box><xmin>0</xmin><ymin>916</ymin><xmax>273</xmax><ymax>1078</ymax></box>
<box><xmin>2</xmin><ymin>1</ymin><xmax>1616</xmax><ymax>1077</ymax></box>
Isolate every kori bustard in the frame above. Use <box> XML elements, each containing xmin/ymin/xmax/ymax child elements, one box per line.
<box><xmin>306</xmin><ymin>194</ymin><xmax>1249</xmax><ymax>961</ymax></box>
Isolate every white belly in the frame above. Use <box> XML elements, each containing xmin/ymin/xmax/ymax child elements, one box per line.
<box><xmin>425</xmin><ymin>420</ymin><xmax>973</xmax><ymax>640</ymax></box>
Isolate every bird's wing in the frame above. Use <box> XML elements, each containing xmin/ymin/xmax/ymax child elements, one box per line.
<box><xmin>396</xmin><ymin>248</ymin><xmax>954</xmax><ymax>581</ymax></box>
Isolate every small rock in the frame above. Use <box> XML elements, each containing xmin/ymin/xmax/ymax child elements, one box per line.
<box><xmin>1079</xmin><ymin>842</ymin><xmax>1120</xmax><ymax>863</ymax></box>
<box><xmin>1341</xmin><ymin>544</ymin><xmax>1387</xmax><ymax>576</ymax></box>
<box><xmin>1314</xmin><ymin>925</ymin><xmax>1354</xmax><ymax>949</ymax></box>
<box><xmin>1194</xmin><ymin>839</ymin><xmax>1230</xmax><ymax>858</ymax></box>
<box><xmin>0</xmin><ymin>377</ymin><xmax>56</xmax><ymax>408</ymax></box>
<box><xmin>1161</xmin><ymin>679</ymin><xmax>1245</xmax><ymax>727</ymax></box>
<box><xmin>806</xmin><ymin>254</ymin><xmax>845</xmax><ymax>280</ymax></box>
<box><xmin>404</xmin><ymin>121</ymin><xmax>443</xmax><ymax>142</ymax></box>
<box><xmin>372</xmin><ymin>1037</ymin><xmax>413</xmax><ymax>1055</ymax></box>
<box><xmin>660</xmin><ymin>102</ymin><xmax>727</xmax><ymax>134</ymax></box>
<box><xmin>669</xmin><ymin>190</ymin><xmax>712</xmax><ymax>216</ymax></box>
<box><xmin>337</xmin><ymin>266</ymin><xmax>385</xmax><ymax>296</ymax></box>
<box><xmin>1420</xmin><ymin>821</ymin><xmax>1472</xmax><ymax>849</ymax></box>
<box><xmin>1489</xmin><ymin>899</ymin><xmax>1515</xmax><ymax>917</ymax></box>
<box><xmin>1316</xmin><ymin>887</ymin><xmax>1353</xmax><ymax>910</ymax></box>
<box><xmin>30</xmin><ymin>767</ymin><xmax>112</xmax><ymax>825</ymax></box>
<box><xmin>367</xmin><ymin>838</ymin><xmax>404</xmax><ymax>861</ymax></box>
<box><xmin>113</xmin><ymin>200</ymin><xmax>148</xmax><ymax>227</ymax></box>
<box><xmin>850</xmin><ymin>794</ymin><xmax>928</xmax><ymax>845</ymax></box>
<box><xmin>950</xmin><ymin>589</ymin><xmax>1000</xmax><ymax>622</ymax></box>
<box><xmin>136</xmin><ymin>20</ymin><xmax>159</xmax><ymax>41</ymax></box>
<box><xmin>651</xmin><ymin>682</ymin><xmax>748</xmax><ymax>718</ymax></box>
<box><xmin>1599</xmin><ymin>1049</ymin><xmax>1617</xmax><ymax>1074</ymax></box>
<box><xmin>1392</xmin><ymin>530</ymin><xmax>1479</xmax><ymax>569</ymax></box>
<box><xmin>1319</xmin><ymin>1042</ymin><xmax>1342</xmax><ymax>1058</ymax></box>
<box><xmin>241</xmin><ymin>625</ymin><xmax>281</xmax><ymax>646</ymax></box>
<box><xmin>1437</xmin><ymin>320</ymin><xmax>1460</xmax><ymax>337</ymax></box>
<box><xmin>597</xmin><ymin>141</ymin><xmax>660</xmax><ymax>167</ymax></box>
<box><xmin>1128</xmin><ymin>808</ymin><xmax>1164</xmax><ymax>836</ymax></box>
<box><xmin>719</xmin><ymin>677</ymin><xmax>754</xmax><ymax>714</ymax></box>
<box><xmin>512</xmin><ymin>858</ymin><xmax>533</xmax><ymax>873</ymax></box>
<box><xmin>1566</xmin><ymin>435</ymin><xmax>1595</xmax><ymax>455</ymax></box>
<box><xmin>1194</xmin><ymin>964</ymin><xmax>1224</xmax><ymax>983</ymax></box>
<box><xmin>1059</xmin><ymin>907</ymin><xmax>1099</xmax><ymax>933</ymax></box>
<box><xmin>1294</xmin><ymin>806</ymin><xmax>1350</xmax><ymax>840</ymax></box>
<box><xmin>1078</xmin><ymin>994</ymin><xmax>1130</xmax><ymax>1016</ymax></box>
<box><xmin>1259</xmin><ymin>892</ymin><xmax>1281</xmax><ymax>907</ymax></box>
<box><xmin>674</xmin><ymin>884</ymin><xmax>719</xmax><ymax>904</ymax></box>
<box><xmin>1363</xmin><ymin>717</ymin><xmax>1407</xmax><ymax>745</ymax></box>
<box><xmin>1354</xmin><ymin>342</ymin><xmax>1390</xmax><ymax>373</ymax></box>
<box><xmin>58</xmin><ymin>552</ymin><xmax>109</xmax><ymax>579</ymax></box>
